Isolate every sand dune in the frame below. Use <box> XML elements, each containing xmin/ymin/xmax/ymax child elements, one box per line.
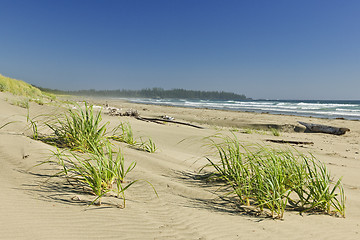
<box><xmin>1</xmin><ymin>93</ymin><xmax>360</xmax><ymax>239</ymax></box>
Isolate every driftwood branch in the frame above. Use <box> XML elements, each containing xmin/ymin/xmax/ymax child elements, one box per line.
<box><xmin>136</xmin><ymin>117</ymin><xmax>204</xmax><ymax>129</ymax></box>
<box><xmin>298</xmin><ymin>121</ymin><xmax>350</xmax><ymax>135</ymax></box>
<box><xmin>104</xmin><ymin>104</ymin><xmax>204</xmax><ymax>129</ymax></box>
<box><xmin>266</xmin><ymin>139</ymin><xmax>314</xmax><ymax>145</ymax></box>
<box><xmin>135</xmin><ymin>117</ymin><xmax>165</xmax><ymax>125</ymax></box>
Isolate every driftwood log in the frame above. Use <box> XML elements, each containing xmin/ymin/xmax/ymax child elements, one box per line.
<box><xmin>135</xmin><ymin>117</ymin><xmax>165</xmax><ymax>125</ymax></box>
<box><xmin>135</xmin><ymin>117</ymin><xmax>204</xmax><ymax>129</ymax></box>
<box><xmin>104</xmin><ymin>104</ymin><xmax>205</xmax><ymax>129</ymax></box>
<box><xmin>266</xmin><ymin>139</ymin><xmax>314</xmax><ymax>145</ymax></box>
<box><xmin>298</xmin><ymin>121</ymin><xmax>350</xmax><ymax>135</ymax></box>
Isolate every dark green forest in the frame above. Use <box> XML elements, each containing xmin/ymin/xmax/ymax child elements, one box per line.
<box><xmin>38</xmin><ymin>87</ymin><xmax>249</xmax><ymax>100</ymax></box>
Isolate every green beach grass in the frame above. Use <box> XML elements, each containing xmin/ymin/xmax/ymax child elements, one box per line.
<box><xmin>46</xmin><ymin>102</ymin><xmax>108</xmax><ymax>153</ymax></box>
<box><xmin>49</xmin><ymin>142</ymin><xmax>140</xmax><ymax>206</ymax></box>
<box><xmin>26</xmin><ymin>101</ymin><xmax>157</xmax><ymax>206</ymax></box>
<box><xmin>0</xmin><ymin>74</ymin><xmax>55</xmax><ymax>106</ymax></box>
<box><xmin>109</xmin><ymin>122</ymin><xmax>158</xmax><ymax>153</ymax></box>
<box><xmin>0</xmin><ymin>74</ymin><xmax>42</xmax><ymax>97</ymax></box>
<box><xmin>202</xmin><ymin>134</ymin><xmax>345</xmax><ymax>219</ymax></box>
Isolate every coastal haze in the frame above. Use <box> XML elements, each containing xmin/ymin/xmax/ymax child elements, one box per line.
<box><xmin>1</xmin><ymin>0</ymin><xmax>359</xmax><ymax>100</ymax></box>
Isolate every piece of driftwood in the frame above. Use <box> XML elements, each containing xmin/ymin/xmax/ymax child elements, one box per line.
<box><xmin>123</xmin><ymin>109</ymin><xmax>139</xmax><ymax>117</ymax></box>
<box><xmin>266</xmin><ymin>139</ymin><xmax>314</xmax><ymax>145</ymax></box>
<box><xmin>136</xmin><ymin>117</ymin><xmax>204</xmax><ymax>129</ymax></box>
<box><xmin>135</xmin><ymin>117</ymin><xmax>165</xmax><ymax>125</ymax></box>
<box><xmin>298</xmin><ymin>121</ymin><xmax>350</xmax><ymax>135</ymax></box>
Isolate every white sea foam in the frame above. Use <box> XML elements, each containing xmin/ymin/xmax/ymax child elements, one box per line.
<box><xmin>130</xmin><ymin>98</ymin><xmax>360</xmax><ymax>120</ymax></box>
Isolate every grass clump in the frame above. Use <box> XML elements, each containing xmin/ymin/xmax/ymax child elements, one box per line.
<box><xmin>242</xmin><ymin>128</ymin><xmax>267</xmax><ymax>135</ymax></box>
<box><xmin>27</xmin><ymin>103</ymin><xmax>158</xmax><ymax>154</ymax></box>
<box><xmin>31</xmin><ymin>98</ymin><xmax>45</xmax><ymax>105</ymax></box>
<box><xmin>137</xmin><ymin>137</ymin><xmax>157</xmax><ymax>153</ymax></box>
<box><xmin>243</xmin><ymin>128</ymin><xmax>254</xmax><ymax>134</ymax></box>
<box><xmin>27</xmin><ymin>112</ymin><xmax>39</xmax><ymax>140</ymax></box>
<box><xmin>110</xmin><ymin>122</ymin><xmax>158</xmax><ymax>153</ymax></box>
<box><xmin>46</xmin><ymin>103</ymin><xmax>108</xmax><ymax>153</ymax></box>
<box><xmin>202</xmin><ymin>134</ymin><xmax>345</xmax><ymax>219</ymax></box>
<box><xmin>270</xmin><ymin>127</ymin><xmax>280</xmax><ymax>136</ymax></box>
<box><xmin>230</xmin><ymin>127</ymin><xmax>240</xmax><ymax>132</ymax></box>
<box><xmin>111</xmin><ymin>122</ymin><xmax>136</xmax><ymax>145</ymax></box>
<box><xmin>12</xmin><ymin>98</ymin><xmax>30</xmax><ymax>109</ymax></box>
<box><xmin>49</xmin><ymin>142</ymin><xmax>142</xmax><ymax>206</ymax></box>
<box><xmin>28</xmin><ymin>103</ymin><xmax>157</xmax><ymax>207</ymax></box>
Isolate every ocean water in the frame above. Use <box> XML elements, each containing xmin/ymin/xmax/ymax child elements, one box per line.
<box><xmin>129</xmin><ymin>98</ymin><xmax>360</xmax><ymax>120</ymax></box>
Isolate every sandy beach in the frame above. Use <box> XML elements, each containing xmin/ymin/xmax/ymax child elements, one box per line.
<box><xmin>1</xmin><ymin>92</ymin><xmax>360</xmax><ymax>240</ymax></box>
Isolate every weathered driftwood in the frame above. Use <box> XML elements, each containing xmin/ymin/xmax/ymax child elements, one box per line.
<box><xmin>266</xmin><ymin>139</ymin><xmax>314</xmax><ymax>145</ymax></box>
<box><xmin>136</xmin><ymin>117</ymin><xmax>204</xmax><ymax>129</ymax></box>
<box><xmin>106</xmin><ymin>107</ymin><xmax>140</xmax><ymax>117</ymax></box>
<box><xmin>123</xmin><ymin>109</ymin><xmax>139</xmax><ymax>117</ymax></box>
<box><xmin>298</xmin><ymin>121</ymin><xmax>350</xmax><ymax>135</ymax></box>
<box><xmin>135</xmin><ymin>117</ymin><xmax>165</xmax><ymax>125</ymax></box>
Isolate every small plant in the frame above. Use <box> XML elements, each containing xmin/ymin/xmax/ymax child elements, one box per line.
<box><xmin>243</xmin><ymin>128</ymin><xmax>253</xmax><ymax>134</ymax></box>
<box><xmin>12</xmin><ymin>98</ymin><xmax>30</xmax><ymax>109</ymax></box>
<box><xmin>49</xmin><ymin>142</ymin><xmax>139</xmax><ymax>206</ymax></box>
<box><xmin>242</xmin><ymin>128</ymin><xmax>266</xmax><ymax>135</ymax></box>
<box><xmin>47</xmin><ymin>103</ymin><xmax>108</xmax><ymax>153</ymax></box>
<box><xmin>270</xmin><ymin>127</ymin><xmax>280</xmax><ymax>136</ymax></box>
<box><xmin>26</xmin><ymin>108</ymin><xmax>42</xmax><ymax>140</ymax></box>
<box><xmin>32</xmin><ymin>98</ymin><xmax>45</xmax><ymax>105</ymax></box>
<box><xmin>202</xmin><ymin>134</ymin><xmax>345</xmax><ymax>219</ymax></box>
<box><xmin>109</xmin><ymin>123</ymin><xmax>158</xmax><ymax>152</ymax></box>
<box><xmin>230</xmin><ymin>128</ymin><xmax>239</xmax><ymax>132</ymax></box>
<box><xmin>137</xmin><ymin>137</ymin><xmax>157</xmax><ymax>153</ymax></box>
<box><xmin>111</xmin><ymin>122</ymin><xmax>136</xmax><ymax>145</ymax></box>
<box><xmin>299</xmin><ymin>156</ymin><xmax>346</xmax><ymax>216</ymax></box>
<box><xmin>27</xmin><ymin>117</ymin><xmax>39</xmax><ymax>140</ymax></box>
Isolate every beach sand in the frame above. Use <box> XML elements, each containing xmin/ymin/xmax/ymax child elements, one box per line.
<box><xmin>1</xmin><ymin>92</ymin><xmax>360</xmax><ymax>239</ymax></box>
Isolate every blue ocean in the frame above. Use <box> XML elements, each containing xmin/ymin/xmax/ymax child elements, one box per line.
<box><xmin>129</xmin><ymin>98</ymin><xmax>360</xmax><ymax>120</ymax></box>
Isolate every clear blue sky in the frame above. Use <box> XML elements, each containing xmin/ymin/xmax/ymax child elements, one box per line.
<box><xmin>1</xmin><ymin>0</ymin><xmax>359</xmax><ymax>100</ymax></box>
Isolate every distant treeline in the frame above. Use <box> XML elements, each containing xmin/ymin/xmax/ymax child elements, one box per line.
<box><xmin>38</xmin><ymin>87</ymin><xmax>249</xmax><ymax>100</ymax></box>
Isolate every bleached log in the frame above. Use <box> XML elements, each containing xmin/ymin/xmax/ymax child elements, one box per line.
<box><xmin>136</xmin><ymin>117</ymin><xmax>204</xmax><ymax>129</ymax></box>
<box><xmin>298</xmin><ymin>121</ymin><xmax>350</xmax><ymax>135</ymax></box>
<box><xmin>266</xmin><ymin>139</ymin><xmax>314</xmax><ymax>145</ymax></box>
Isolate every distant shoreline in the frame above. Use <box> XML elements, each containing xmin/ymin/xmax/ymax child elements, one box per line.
<box><xmin>62</xmin><ymin>93</ymin><xmax>360</xmax><ymax>121</ymax></box>
<box><xmin>126</xmin><ymin>98</ymin><xmax>360</xmax><ymax>121</ymax></box>
<box><xmin>38</xmin><ymin>87</ymin><xmax>249</xmax><ymax>101</ymax></box>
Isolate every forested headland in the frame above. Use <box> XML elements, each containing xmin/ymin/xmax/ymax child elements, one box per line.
<box><xmin>38</xmin><ymin>87</ymin><xmax>249</xmax><ymax>101</ymax></box>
